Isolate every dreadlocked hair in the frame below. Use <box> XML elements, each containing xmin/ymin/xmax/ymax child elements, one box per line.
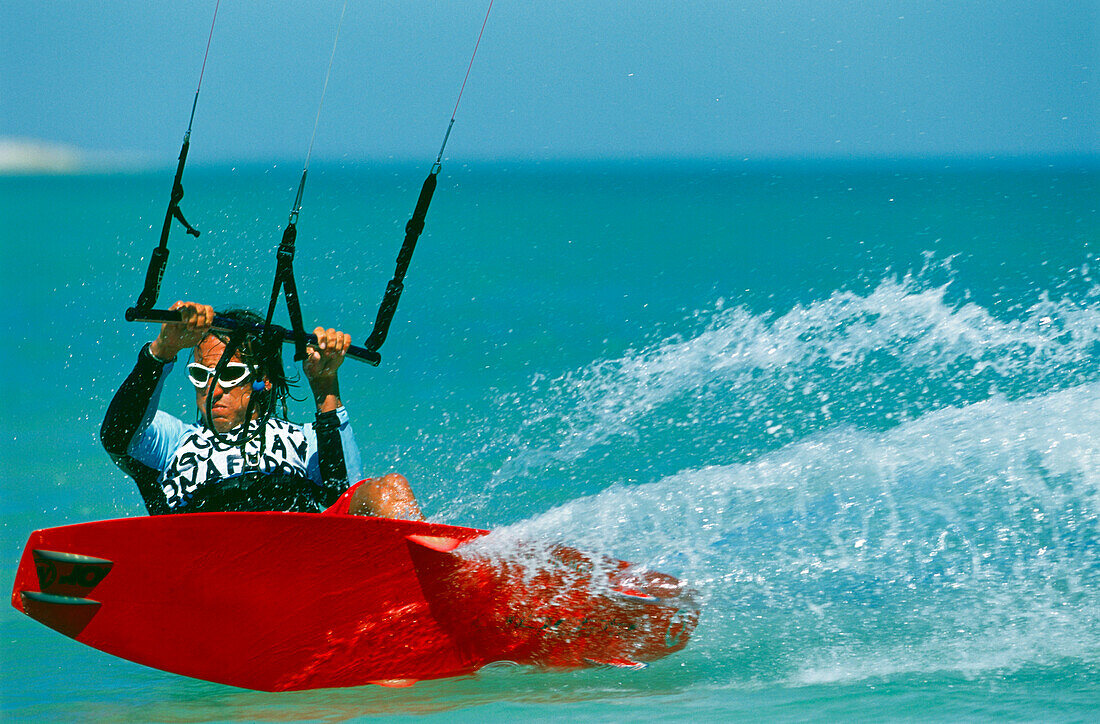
<box><xmin>208</xmin><ymin>308</ymin><xmax>297</xmax><ymax>421</ymax></box>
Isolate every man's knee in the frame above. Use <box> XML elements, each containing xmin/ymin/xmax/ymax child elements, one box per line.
<box><xmin>349</xmin><ymin>473</ymin><xmax>421</xmax><ymax>520</ymax></box>
<box><xmin>368</xmin><ymin>472</ymin><xmax>408</xmax><ymax>492</ymax></box>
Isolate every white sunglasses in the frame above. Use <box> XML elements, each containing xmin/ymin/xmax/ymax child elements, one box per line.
<box><xmin>186</xmin><ymin>362</ymin><xmax>252</xmax><ymax>389</ymax></box>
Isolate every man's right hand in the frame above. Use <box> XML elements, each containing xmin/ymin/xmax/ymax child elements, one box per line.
<box><xmin>149</xmin><ymin>301</ymin><xmax>214</xmax><ymax>361</ymax></box>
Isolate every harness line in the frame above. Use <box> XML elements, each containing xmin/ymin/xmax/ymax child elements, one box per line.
<box><xmin>264</xmin><ymin>0</ymin><xmax>350</xmax><ymax>365</ymax></box>
<box><xmin>127</xmin><ymin>0</ymin><xmax>221</xmax><ymax>317</ymax></box>
<box><xmin>363</xmin><ymin>0</ymin><xmax>495</xmax><ymax>363</ymax></box>
<box><xmin>126</xmin><ymin>1</ymin><xmax>495</xmax><ymax>371</ymax></box>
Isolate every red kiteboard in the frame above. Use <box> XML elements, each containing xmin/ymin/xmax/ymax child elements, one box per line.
<box><xmin>11</xmin><ymin>513</ymin><xmax>699</xmax><ymax>691</ymax></box>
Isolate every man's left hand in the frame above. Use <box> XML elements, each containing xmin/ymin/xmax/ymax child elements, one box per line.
<box><xmin>304</xmin><ymin>327</ymin><xmax>350</xmax><ymax>411</ymax></box>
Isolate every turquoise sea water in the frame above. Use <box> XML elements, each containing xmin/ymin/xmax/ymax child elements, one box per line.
<box><xmin>1</xmin><ymin>158</ymin><xmax>1098</xmax><ymax>721</ymax></box>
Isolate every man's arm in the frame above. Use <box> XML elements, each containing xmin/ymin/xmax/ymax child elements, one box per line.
<box><xmin>100</xmin><ymin>344</ymin><xmax>185</xmax><ymax>514</ymax></box>
<box><xmin>310</xmin><ymin>406</ymin><xmax>362</xmax><ymax>503</ymax></box>
<box><xmin>101</xmin><ymin>301</ymin><xmax>211</xmax><ymax>515</ymax></box>
<box><xmin>303</xmin><ymin>327</ymin><xmax>358</xmax><ymax>503</ymax></box>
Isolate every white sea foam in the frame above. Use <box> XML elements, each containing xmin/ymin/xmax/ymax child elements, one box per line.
<box><xmin>0</xmin><ymin>137</ymin><xmax>149</xmax><ymax>174</ymax></box>
<box><xmin>0</xmin><ymin>138</ymin><xmax>82</xmax><ymax>173</ymax></box>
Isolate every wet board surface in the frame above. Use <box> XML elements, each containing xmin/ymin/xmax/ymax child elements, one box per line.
<box><xmin>12</xmin><ymin>513</ymin><xmax>699</xmax><ymax>691</ymax></box>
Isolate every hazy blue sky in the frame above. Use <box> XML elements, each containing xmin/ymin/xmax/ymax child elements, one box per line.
<box><xmin>3</xmin><ymin>1</ymin><xmax>1097</xmax><ymax>165</ymax></box>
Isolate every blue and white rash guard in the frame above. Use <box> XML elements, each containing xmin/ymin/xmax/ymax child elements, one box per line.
<box><xmin>101</xmin><ymin>344</ymin><xmax>362</xmax><ymax>514</ymax></box>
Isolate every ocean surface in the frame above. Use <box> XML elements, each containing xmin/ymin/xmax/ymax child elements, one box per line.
<box><xmin>1</xmin><ymin>157</ymin><xmax>1098</xmax><ymax>721</ymax></box>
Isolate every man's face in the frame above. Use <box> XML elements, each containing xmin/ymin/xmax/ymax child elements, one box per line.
<box><xmin>194</xmin><ymin>336</ymin><xmax>261</xmax><ymax>433</ymax></box>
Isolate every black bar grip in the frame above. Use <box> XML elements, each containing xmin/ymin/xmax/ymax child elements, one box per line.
<box><xmin>133</xmin><ymin>247</ymin><xmax>170</xmax><ymax>312</ymax></box>
<box><xmin>395</xmin><ymin>171</ymin><xmax>437</xmax><ymax>281</ymax></box>
<box><xmin>128</xmin><ymin>135</ymin><xmax>196</xmax><ymax>314</ymax></box>
<box><xmin>124</xmin><ymin>308</ymin><xmax>381</xmax><ymax>366</ymax></box>
<box><xmin>365</xmin><ymin>279</ymin><xmax>403</xmax><ymax>356</ymax></box>
<box><xmin>363</xmin><ymin>171</ymin><xmax>439</xmax><ymax>360</ymax></box>
<box><xmin>160</xmin><ymin>138</ymin><xmax>191</xmax><ymax>245</ymax></box>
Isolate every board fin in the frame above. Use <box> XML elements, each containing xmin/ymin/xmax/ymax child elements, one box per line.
<box><xmin>32</xmin><ymin>549</ymin><xmax>113</xmax><ymax>597</ymax></box>
<box><xmin>19</xmin><ymin>591</ymin><xmax>101</xmax><ymax>638</ymax></box>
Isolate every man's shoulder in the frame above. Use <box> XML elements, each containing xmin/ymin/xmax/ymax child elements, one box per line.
<box><xmin>151</xmin><ymin>410</ymin><xmax>200</xmax><ymax>438</ymax></box>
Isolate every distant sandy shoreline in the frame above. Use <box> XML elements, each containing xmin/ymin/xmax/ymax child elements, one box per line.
<box><xmin>0</xmin><ymin>137</ymin><xmax>152</xmax><ymax>174</ymax></box>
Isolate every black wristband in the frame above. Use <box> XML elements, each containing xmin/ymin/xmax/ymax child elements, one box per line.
<box><xmin>142</xmin><ymin>342</ymin><xmax>176</xmax><ymax>365</ymax></box>
<box><xmin>314</xmin><ymin>409</ymin><xmax>342</xmax><ymax>432</ymax></box>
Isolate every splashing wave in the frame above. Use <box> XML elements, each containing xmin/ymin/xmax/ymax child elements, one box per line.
<box><xmin>433</xmin><ymin>266</ymin><xmax>1100</xmax><ymax>683</ymax></box>
<box><xmin>458</xmin><ymin>268</ymin><xmax>1100</xmax><ymax>517</ymax></box>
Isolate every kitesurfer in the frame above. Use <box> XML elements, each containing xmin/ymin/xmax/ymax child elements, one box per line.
<box><xmin>101</xmin><ymin>301</ymin><xmax>422</xmax><ymax>519</ymax></box>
